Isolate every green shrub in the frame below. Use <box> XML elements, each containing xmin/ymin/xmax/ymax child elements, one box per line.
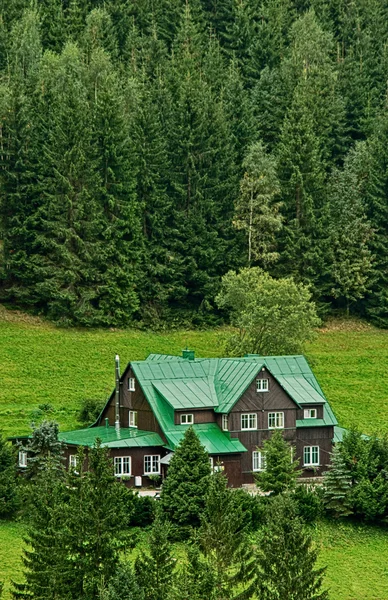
<box><xmin>77</xmin><ymin>398</ymin><xmax>105</xmax><ymax>427</ymax></box>
<box><xmin>294</xmin><ymin>484</ymin><xmax>323</xmax><ymax>523</ymax></box>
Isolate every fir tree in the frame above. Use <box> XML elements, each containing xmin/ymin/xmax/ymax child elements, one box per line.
<box><xmin>254</xmin><ymin>494</ymin><xmax>329</xmax><ymax>600</ymax></box>
<box><xmin>160</xmin><ymin>427</ymin><xmax>211</xmax><ymax>527</ymax></box>
<box><xmin>21</xmin><ymin>420</ymin><xmax>64</xmax><ymax>481</ymax></box>
<box><xmin>323</xmin><ymin>445</ymin><xmax>353</xmax><ymax>519</ymax></box>
<box><xmin>135</xmin><ymin>512</ymin><xmax>176</xmax><ymax>600</ymax></box>
<box><xmin>255</xmin><ymin>429</ymin><xmax>301</xmax><ymax>495</ymax></box>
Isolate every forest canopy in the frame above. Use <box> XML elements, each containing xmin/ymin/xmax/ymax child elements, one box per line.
<box><xmin>0</xmin><ymin>0</ymin><xmax>387</xmax><ymax>327</ymax></box>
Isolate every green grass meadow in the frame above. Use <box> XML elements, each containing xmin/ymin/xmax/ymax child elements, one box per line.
<box><xmin>1</xmin><ymin>307</ymin><xmax>388</xmax><ymax>598</ymax></box>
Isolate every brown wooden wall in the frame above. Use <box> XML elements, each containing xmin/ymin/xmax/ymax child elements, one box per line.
<box><xmin>174</xmin><ymin>409</ymin><xmax>216</xmax><ymax>425</ymax></box>
<box><xmin>99</xmin><ymin>365</ymin><xmax>165</xmax><ymax>440</ymax></box>
<box><xmin>296</xmin><ymin>405</ymin><xmax>324</xmax><ymax>420</ymax></box>
<box><xmin>64</xmin><ymin>443</ymin><xmax>168</xmax><ymax>487</ymax></box>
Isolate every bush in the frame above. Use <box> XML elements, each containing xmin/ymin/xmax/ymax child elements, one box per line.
<box><xmin>294</xmin><ymin>484</ymin><xmax>323</xmax><ymax>523</ymax></box>
<box><xmin>126</xmin><ymin>490</ymin><xmax>155</xmax><ymax>528</ymax></box>
<box><xmin>77</xmin><ymin>398</ymin><xmax>105</xmax><ymax>427</ymax></box>
<box><xmin>232</xmin><ymin>489</ymin><xmax>267</xmax><ymax>531</ymax></box>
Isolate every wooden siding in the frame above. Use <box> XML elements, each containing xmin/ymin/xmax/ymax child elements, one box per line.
<box><xmin>296</xmin><ymin>405</ymin><xmax>324</xmax><ymax>420</ymax></box>
<box><xmin>296</xmin><ymin>426</ymin><xmax>334</xmax><ymax>476</ymax></box>
<box><xmin>100</xmin><ymin>365</ymin><xmax>165</xmax><ymax>440</ymax></box>
<box><xmin>210</xmin><ymin>454</ymin><xmax>243</xmax><ymax>488</ymax></box>
<box><xmin>174</xmin><ymin>410</ymin><xmax>216</xmax><ymax>425</ymax></box>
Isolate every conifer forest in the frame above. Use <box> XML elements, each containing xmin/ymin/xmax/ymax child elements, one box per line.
<box><xmin>1</xmin><ymin>0</ymin><xmax>387</xmax><ymax>328</ymax></box>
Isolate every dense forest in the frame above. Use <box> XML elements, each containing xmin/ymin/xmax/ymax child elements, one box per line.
<box><xmin>0</xmin><ymin>0</ymin><xmax>388</xmax><ymax>327</ymax></box>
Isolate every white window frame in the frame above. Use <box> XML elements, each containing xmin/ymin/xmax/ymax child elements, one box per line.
<box><xmin>144</xmin><ymin>455</ymin><xmax>160</xmax><ymax>475</ymax></box>
<box><xmin>241</xmin><ymin>413</ymin><xmax>257</xmax><ymax>430</ymax></box>
<box><xmin>69</xmin><ymin>455</ymin><xmax>78</xmax><ymax>471</ymax></box>
<box><xmin>268</xmin><ymin>412</ymin><xmax>284</xmax><ymax>429</ymax></box>
<box><xmin>209</xmin><ymin>456</ymin><xmax>214</xmax><ymax>471</ymax></box>
<box><xmin>256</xmin><ymin>378</ymin><xmax>269</xmax><ymax>392</ymax></box>
<box><xmin>128</xmin><ymin>377</ymin><xmax>135</xmax><ymax>392</ymax></box>
<box><xmin>114</xmin><ymin>456</ymin><xmax>131</xmax><ymax>477</ymax></box>
<box><xmin>18</xmin><ymin>451</ymin><xmax>27</xmax><ymax>468</ymax></box>
<box><xmin>303</xmin><ymin>408</ymin><xmax>317</xmax><ymax>419</ymax></box>
<box><xmin>180</xmin><ymin>413</ymin><xmax>194</xmax><ymax>425</ymax></box>
<box><xmin>252</xmin><ymin>450</ymin><xmax>266</xmax><ymax>472</ymax></box>
<box><xmin>303</xmin><ymin>446</ymin><xmax>319</xmax><ymax>466</ymax></box>
<box><xmin>129</xmin><ymin>410</ymin><xmax>138</xmax><ymax>428</ymax></box>
<box><xmin>222</xmin><ymin>414</ymin><xmax>228</xmax><ymax>431</ymax></box>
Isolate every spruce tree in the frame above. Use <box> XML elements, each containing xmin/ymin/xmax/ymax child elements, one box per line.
<box><xmin>0</xmin><ymin>433</ymin><xmax>19</xmax><ymax>518</ymax></box>
<box><xmin>12</xmin><ymin>454</ymin><xmax>67</xmax><ymax>600</ymax></box>
<box><xmin>255</xmin><ymin>430</ymin><xmax>301</xmax><ymax>495</ymax></box>
<box><xmin>103</xmin><ymin>562</ymin><xmax>144</xmax><ymax>600</ymax></box>
<box><xmin>22</xmin><ymin>420</ymin><xmax>64</xmax><ymax>482</ymax></box>
<box><xmin>327</xmin><ymin>149</ymin><xmax>373</xmax><ymax>313</ymax></box>
<box><xmin>323</xmin><ymin>445</ymin><xmax>353</xmax><ymax>519</ymax></box>
<box><xmin>254</xmin><ymin>494</ymin><xmax>329</xmax><ymax>600</ymax></box>
<box><xmin>160</xmin><ymin>427</ymin><xmax>211</xmax><ymax>527</ymax></box>
<box><xmin>135</xmin><ymin>512</ymin><xmax>176</xmax><ymax>600</ymax></box>
<box><xmin>199</xmin><ymin>470</ymin><xmax>255</xmax><ymax>600</ymax></box>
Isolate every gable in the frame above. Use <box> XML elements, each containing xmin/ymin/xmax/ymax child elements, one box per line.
<box><xmin>231</xmin><ymin>370</ymin><xmax>298</xmax><ymax>413</ymax></box>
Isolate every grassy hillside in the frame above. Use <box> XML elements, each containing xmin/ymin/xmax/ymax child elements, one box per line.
<box><xmin>0</xmin><ymin>307</ymin><xmax>388</xmax><ymax>437</ymax></box>
<box><xmin>1</xmin><ymin>519</ymin><xmax>388</xmax><ymax>600</ymax></box>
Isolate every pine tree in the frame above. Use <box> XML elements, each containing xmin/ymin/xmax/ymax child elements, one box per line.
<box><xmin>160</xmin><ymin>427</ymin><xmax>211</xmax><ymax>527</ymax></box>
<box><xmin>233</xmin><ymin>142</ymin><xmax>282</xmax><ymax>267</ymax></box>
<box><xmin>255</xmin><ymin>429</ymin><xmax>301</xmax><ymax>495</ymax></box>
<box><xmin>135</xmin><ymin>512</ymin><xmax>176</xmax><ymax>600</ymax></box>
<box><xmin>199</xmin><ymin>470</ymin><xmax>255</xmax><ymax>600</ymax></box>
<box><xmin>323</xmin><ymin>445</ymin><xmax>353</xmax><ymax>519</ymax></box>
<box><xmin>254</xmin><ymin>494</ymin><xmax>329</xmax><ymax>600</ymax></box>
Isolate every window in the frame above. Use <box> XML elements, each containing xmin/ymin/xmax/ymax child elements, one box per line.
<box><xmin>257</xmin><ymin>379</ymin><xmax>269</xmax><ymax>392</ymax></box>
<box><xmin>241</xmin><ymin>413</ymin><xmax>257</xmax><ymax>430</ymax></box>
<box><xmin>209</xmin><ymin>457</ymin><xmax>214</xmax><ymax>471</ymax></box>
<box><xmin>18</xmin><ymin>451</ymin><xmax>27</xmax><ymax>468</ymax></box>
<box><xmin>180</xmin><ymin>414</ymin><xmax>194</xmax><ymax>425</ymax></box>
<box><xmin>222</xmin><ymin>414</ymin><xmax>228</xmax><ymax>431</ymax></box>
<box><xmin>144</xmin><ymin>455</ymin><xmax>160</xmax><ymax>474</ymax></box>
<box><xmin>114</xmin><ymin>456</ymin><xmax>131</xmax><ymax>477</ymax></box>
<box><xmin>268</xmin><ymin>412</ymin><xmax>284</xmax><ymax>429</ymax></box>
<box><xmin>129</xmin><ymin>410</ymin><xmax>138</xmax><ymax>427</ymax></box>
<box><xmin>252</xmin><ymin>450</ymin><xmax>266</xmax><ymax>472</ymax></box>
<box><xmin>128</xmin><ymin>377</ymin><xmax>135</xmax><ymax>391</ymax></box>
<box><xmin>69</xmin><ymin>455</ymin><xmax>78</xmax><ymax>470</ymax></box>
<box><xmin>303</xmin><ymin>446</ymin><xmax>319</xmax><ymax>466</ymax></box>
<box><xmin>303</xmin><ymin>409</ymin><xmax>317</xmax><ymax>419</ymax></box>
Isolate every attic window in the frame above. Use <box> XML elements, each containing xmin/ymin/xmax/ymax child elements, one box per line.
<box><xmin>180</xmin><ymin>414</ymin><xmax>194</xmax><ymax>425</ymax></box>
<box><xmin>129</xmin><ymin>411</ymin><xmax>138</xmax><ymax>428</ymax></box>
<box><xmin>303</xmin><ymin>409</ymin><xmax>317</xmax><ymax>419</ymax></box>
<box><xmin>128</xmin><ymin>377</ymin><xmax>135</xmax><ymax>392</ymax></box>
<box><xmin>257</xmin><ymin>379</ymin><xmax>269</xmax><ymax>392</ymax></box>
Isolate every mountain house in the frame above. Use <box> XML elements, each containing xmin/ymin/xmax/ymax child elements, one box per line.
<box><xmin>30</xmin><ymin>351</ymin><xmax>340</xmax><ymax>488</ymax></box>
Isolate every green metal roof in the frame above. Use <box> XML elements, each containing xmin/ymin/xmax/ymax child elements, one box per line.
<box><xmin>58</xmin><ymin>426</ymin><xmax>164</xmax><ymax>448</ymax></box>
<box><xmin>163</xmin><ymin>423</ymin><xmax>247</xmax><ymax>455</ymax></box>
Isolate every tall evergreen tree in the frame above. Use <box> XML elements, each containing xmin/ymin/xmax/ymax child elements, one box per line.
<box><xmin>199</xmin><ymin>470</ymin><xmax>255</xmax><ymax>600</ymax></box>
<box><xmin>255</xmin><ymin>429</ymin><xmax>301</xmax><ymax>495</ymax></box>
<box><xmin>254</xmin><ymin>494</ymin><xmax>329</xmax><ymax>600</ymax></box>
<box><xmin>233</xmin><ymin>142</ymin><xmax>282</xmax><ymax>267</ymax></box>
<box><xmin>323</xmin><ymin>445</ymin><xmax>353</xmax><ymax>519</ymax></box>
<box><xmin>0</xmin><ymin>433</ymin><xmax>19</xmax><ymax>518</ymax></box>
<box><xmin>160</xmin><ymin>427</ymin><xmax>211</xmax><ymax>527</ymax></box>
<box><xmin>135</xmin><ymin>512</ymin><xmax>176</xmax><ymax>600</ymax></box>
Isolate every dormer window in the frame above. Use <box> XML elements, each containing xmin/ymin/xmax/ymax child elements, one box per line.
<box><xmin>128</xmin><ymin>377</ymin><xmax>135</xmax><ymax>392</ymax></box>
<box><xmin>180</xmin><ymin>414</ymin><xmax>194</xmax><ymax>425</ymax></box>
<box><xmin>257</xmin><ymin>379</ymin><xmax>269</xmax><ymax>392</ymax></box>
<box><xmin>303</xmin><ymin>409</ymin><xmax>317</xmax><ymax>419</ymax></box>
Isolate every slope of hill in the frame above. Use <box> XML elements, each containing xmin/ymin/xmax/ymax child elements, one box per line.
<box><xmin>0</xmin><ymin>306</ymin><xmax>387</xmax><ymax>438</ymax></box>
